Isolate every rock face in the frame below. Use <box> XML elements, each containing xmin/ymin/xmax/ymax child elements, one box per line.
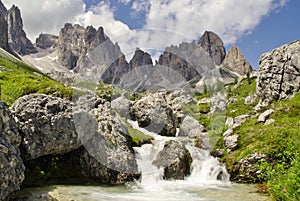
<box><xmin>6</xmin><ymin>5</ymin><xmax>37</xmax><ymax>55</ymax></box>
<box><xmin>10</xmin><ymin>94</ymin><xmax>81</xmax><ymax>160</ymax></box>
<box><xmin>35</xmin><ymin>33</ymin><xmax>58</xmax><ymax>49</ymax></box>
<box><xmin>74</xmin><ymin>100</ymin><xmax>139</xmax><ymax>183</ymax></box>
<box><xmin>158</xmin><ymin>42</ymin><xmax>200</xmax><ymax>81</ymax></box>
<box><xmin>0</xmin><ymin>14</ymin><xmax>10</xmax><ymax>53</ymax></box>
<box><xmin>0</xmin><ymin>1</ymin><xmax>7</xmax><ymax>17</ymax></box>
<box><xmin>58</xmin><ymin>23</ymin><xmax>129</xmax><ymax>83</ymax></box>
<box><xmin>130</xmin><ymin>92</ymin><xmax>177</xmax><ymax>136</ymax></box>
<box><xmin>0</xmin><ymin>2</ymin><xmax>12</xmax><ymax>53</ymax></box>
<box><xmin>233</xmin><ymin>153</ymin><xmax>268</xmax><ymax>182</ymax></box>
<box><xmin>221</xmin><ymin>45</ymin><xmax>253</xmax><ymax>76</ymax></box>
<box><xmin>0</xmin><ymin>101</ymin><xmax>25</xmax><ymax>200</ymax></box>
<box><xmin>129</xmin><ymin>48</ymin><xmax>153</xmax><ymax>69</ymax></box>
<box><xmin>153</xmin><ymin>140</ymin><xmax>191</xmax><ymax>180</ymax></box>
<box><xmin>257</xmin><ymin>40</ymin><xmax>300</xmax><ymax>102</ymax></box>
<box><xmin>198</xmin><ymin>31</ymin><xmax>226</xmax><ymax>65</ymax></box>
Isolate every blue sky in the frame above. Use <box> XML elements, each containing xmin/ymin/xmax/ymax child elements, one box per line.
<box><xmin>3</xmin><ymin>0</ymin><xmax>299</xmax><ymax>69</ymax></box>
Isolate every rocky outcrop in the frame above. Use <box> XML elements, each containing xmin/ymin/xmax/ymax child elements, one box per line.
<box><xmin>221</xmin><ymin>45</ymin><xmax>253</xmax><ymax>76</ymax></box>
<box><xmin>0</xmin><ymin>101</ymin><xmax>25</xmax><ymax>200</ymax></box>
<box><xmin>6</xmin><ymin>5</ymin><xmax>37</xmax><ymax>55</ymax></box>
<box><xmin>233</xmin><ymin>153</ymin><xmax>268</xmax><ymax>183</ymax></box>
<box><xmin>153</xmin><ymin>140</ymin><xmax>191</xmax><ymax>180</ymax></box>
<box><xmin>35</xmin><ymin>33</ymin><xmax>58</xmax><ymax>49</ymax></box>
<box><xmin>198</xmin><ymin>31</ymin><xmax>226</xmax><ymax>65</ymax></box>
<box><xmin>74</xmin><ymin>99</ymin><xmax>139</xmax><ymax>182</ymax></box>
<box><xmin>58</xmin><ymin>23</ymin><xmax>129</xmax><ymax>83</ymax></box>
<box><xmin>130</xmin><ymin>92</ymin><xmax>177</xmax><ymax>136</ymax></box>
<box><xmin>129</xmin><ymin>48</ymin><xmax>153</xmax><ymax>69</ymax></box>
<box><xmin>178</xmin><ymin>115</ymin><xmax>206</xmax><ymax>138</ymax></box>
<box><xmin>257</xmin><ymin>40</ymin><xmax>300</xmax><ymax>102</ymax></box>
<box><xmin>10</xmin><ymin>94</ymin><xmax>81</xmax><ymax>160</ymax></box>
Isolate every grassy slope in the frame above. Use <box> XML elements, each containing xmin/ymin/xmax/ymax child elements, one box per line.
<box><xmin>219</xmin><ymin>78</ymin><xmax>300</xmax><ymax>201</ymax></box>
<box><xmin>0</xmin><ymin>56</ymin><xmax>72</xmax><ymax>105</ymax></box>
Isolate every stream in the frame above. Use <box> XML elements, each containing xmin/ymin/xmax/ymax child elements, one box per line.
<box><xmin>16</xmin><ymin>120</ymin><xmax>271</xmax><ymax>201</ymax></box>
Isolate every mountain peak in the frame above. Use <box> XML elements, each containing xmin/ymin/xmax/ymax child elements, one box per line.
<box><xmin>6</xmin><ymin>4</ymin><xmax>37</xmax><ymax>55</ymax></box>
<box><xmin>221</xmin><ymin>45</ymin><xmax>253</xmax><ymax>76</ymax></box>
<box><xmin>197</xmin><ymin>31</ymin><xmax>226</xmax><ymax>65</ymax></box>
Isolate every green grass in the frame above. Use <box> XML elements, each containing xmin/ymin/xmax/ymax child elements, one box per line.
<box><xmin>220</xmin><ymin>92</ymin><xmax>300</xmax><ymax>200</ymax></box>
<box><xmin>0</xmin><ymin>57</ymin><xmax>72</xmax><ymax>105</ymax></box>
<box><xmin>226</xmin><ymin>78</ymin><xmax>258</xmax><ymax>118</ymax></box>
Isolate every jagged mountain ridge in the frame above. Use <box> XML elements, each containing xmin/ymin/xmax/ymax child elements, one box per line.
<box><xmin>0</xmin><ymin>1</ymin><xmax>254</xmax><ymax>86</ymax></box>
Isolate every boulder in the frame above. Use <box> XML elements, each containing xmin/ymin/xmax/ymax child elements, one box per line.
<box><xmin>73</xmin><ymin>101</ymin><xmax>139</xmax><ymax>183</ymax></box>
<box><xmin>10</xmin><ymin>94</ymin><xmax>81</xmax><ymax>160</ymax></box>
<box><xmin>111</xmin><ymin>96</ymin><xmax>132</xmax><ymax>119</ymax></box>
<box><xmin>224</xmin><ymin>134</ymin><xmax>239</xmax><ymax>151</ymax></box>
<box><xmin>130</xmin><ymin>92</ymin><xmax>177</xmax><ymax>136</ymax></box>
<box><xmin>166</xmin><ymin>89</ymin><xmax>194</xmax><ymax>122</ymax></box>
<box><xmin>0</xmin><ymin>101</ymin><xmax>24</xmax><ymax>200</ymax></box>
<box><xmin>257</xmin><ymin>40</ymin><xmax>300</xmax><ymax>102</ymax></box>
<box><xmin>258</xmin><ymin>109</ymin><xmax>274</xmax><ymax>123</ymax></box>
<box><xmin>153</xmin><ymin>140</ymin><xmax>191</xmax><ymax>180</ymax></box>
<box><xmin>178</xmin><ymin>115</ymin><xmax>206</xmax><ymax>138</ymax></box>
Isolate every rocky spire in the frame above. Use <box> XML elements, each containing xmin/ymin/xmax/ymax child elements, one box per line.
<box><xmin>221</xmin><ymin>45</ymin><xmax>253</xmax><ymax>76</ymax></box>
<box><xmin>6</xmin><ymin>5</ymin><xmax>37</xmax><ymax>55</ymax></box>
<box><xmin>197</xmin><ymin>31</ymin><xmax>226</xmax><ymax>65</ymax></box>
<box><xmin>0</xmin><ymin>0</ymin><xmax>7</xmax><ymax>17</ymax></box>
<box><xmin>129</xmin><ymin>48</ymin><xmax>153</xmax><ymax>69</ymax></box>
<box><xmin>0</xmin><ymin>14</ymin><xmax>9</xmax><ymax>51</ymax></box>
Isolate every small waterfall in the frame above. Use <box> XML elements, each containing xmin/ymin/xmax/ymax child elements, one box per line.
<box><xmin>128</xmin><ymin>120</ymin><xmax>230</xmax><ymax>190</ymax></box>
<box><xmin>185</xmin><ymin>144</ymin><xmax>230</xmax><ymax>183</ymax></box>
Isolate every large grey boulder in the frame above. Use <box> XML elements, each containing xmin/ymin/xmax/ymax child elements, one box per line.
<box><xmin>10</xmin><ymin>94</ymin><xmax>81</xmax><ymax>160</ymax></box>
<box><xmin>257</xmin><ymin>40</ymin><xmax>300</xmax><ymax>102</ymax></box>
<box><xmin>0</xmin><ymin>101</ymin><xmax>24</xmax><ymax>201</ymax></box>
<box><xmin>74</xmin><ymin>101</ymin><xmax>139</xmax><ymax>183</ymax></box>
<box><xmin>130</xmin><ymin>92</ymin><xmax>177</xmax><ymax>136</ymax></box>
<box><xmin>111</xmin><ymin>96</ymin><xmax>132</xmax><ymax>119</ymax></box>
<box><xmin>178</xmin><ymin>115</ymin><xmax>206</xmax><ymax>138</ymax></box>
<box><xmin>153</xmin><ymin>140</ymin><xmax>191</xmax><ymax>180</ymax></box>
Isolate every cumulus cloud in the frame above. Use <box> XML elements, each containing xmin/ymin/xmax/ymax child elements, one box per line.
<box><xmin>2</xmin><ymin>0</ymin><xmax>288</xmax><ymax>60</ymax></box>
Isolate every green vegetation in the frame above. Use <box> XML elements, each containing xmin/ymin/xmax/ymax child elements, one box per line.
<box><xmin>124</xmin><ymin>120</ymin><xmax>153</xmax><ymax>146</ymax></box>
<box><xmin>0</xmin><ymin>57</ymin><xmax>72</xmax><ymax>105</ymax></box>
<box><xmin>221</xmin><ymin>84</ymin><xmax>300</xmax><ymax>200</ymax></box>
<box><xmin>226</xmin><ymin>78</ymin><xmax>258</xmax><ymax>118</ymax></box>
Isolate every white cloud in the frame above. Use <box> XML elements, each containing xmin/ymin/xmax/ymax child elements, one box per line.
<box><xmin>2</xmin><ymin>0</ymin><xmax>289</xmax><ymax>60</ymax></box>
